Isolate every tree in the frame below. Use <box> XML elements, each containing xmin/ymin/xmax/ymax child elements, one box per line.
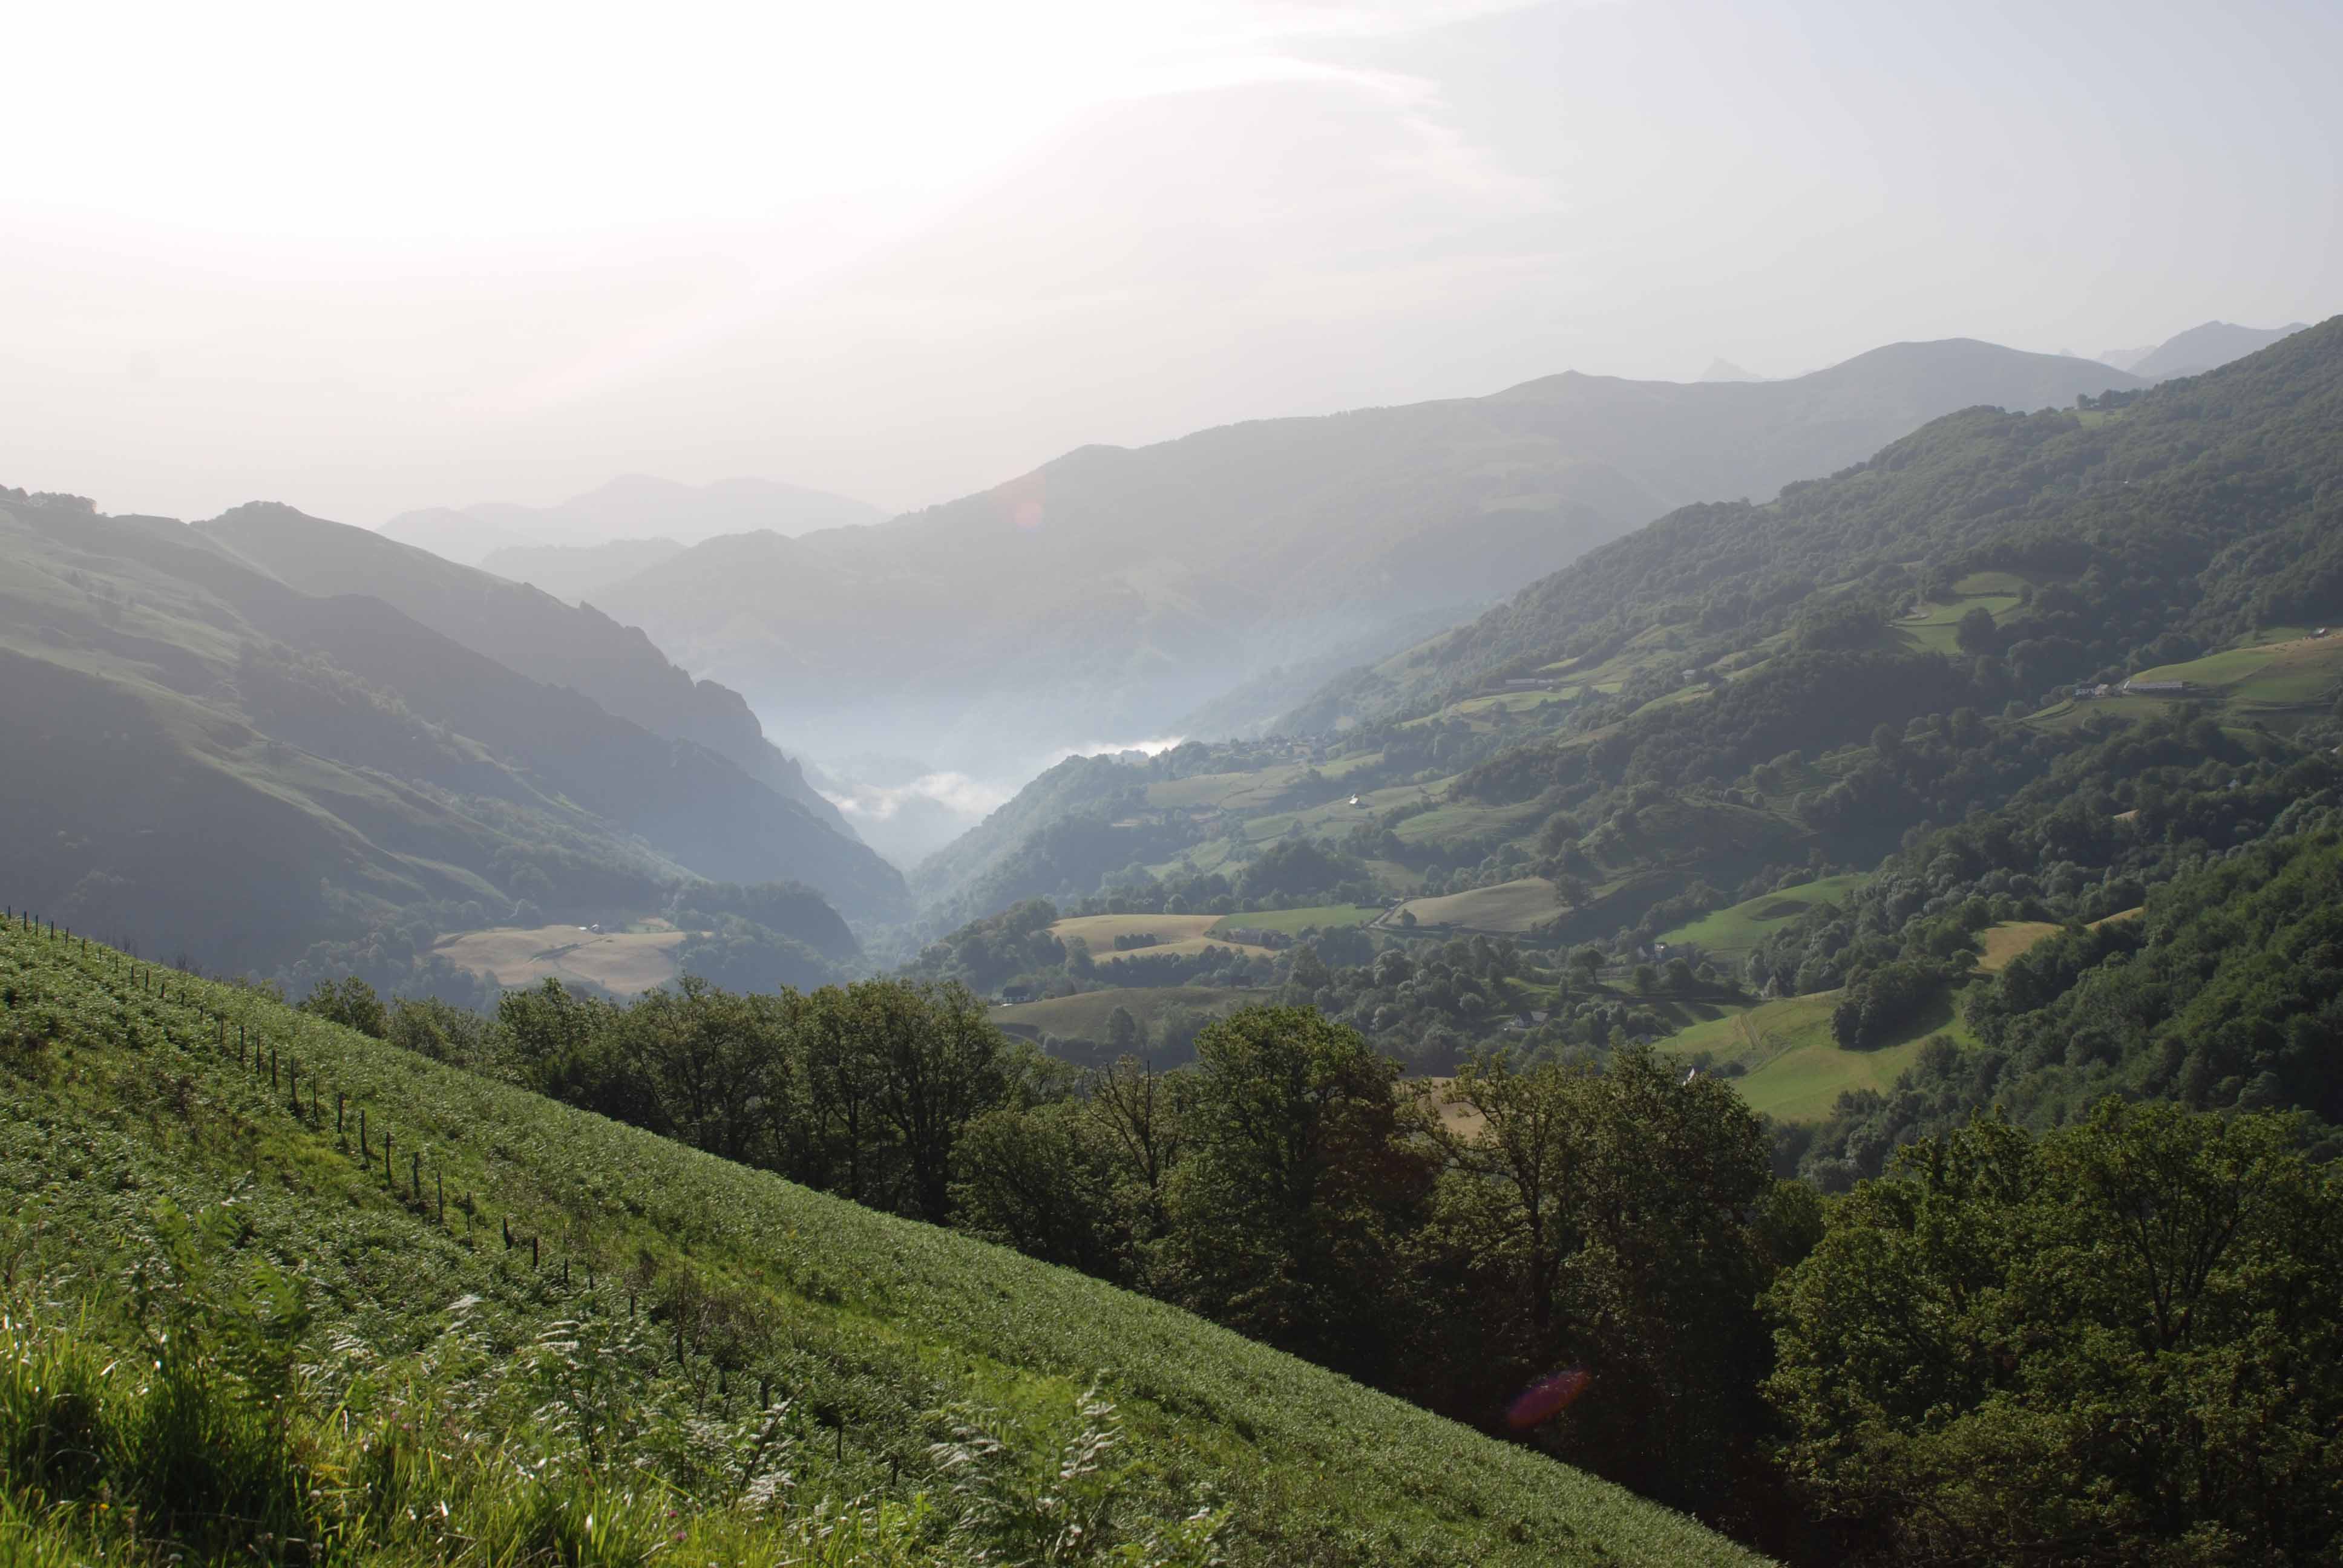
<box><xmin>1954</xmin><ymin>605</ymin><xmax>2000</xmax><ymax>654</ymax></box>
<box><xmin>1766</xmin><ymin>1103</ymin><xmax>2343</xmax><ymax>1565</ymax></box>
<box><xmin>300</xmin><ymin>975</ymin><xmax>388</xmax><ymax>1038</ymax></box>
<box><xmin>1106</xmin><ymin>1005</ymin><xmax>1140</xmax><ymax>1053</ymax></box>
<box><xmin>854</xmin><ymin>979</ymin><xmax>1012</xmax><ymax>1224</ymax></box>
<box><xmin>1165</xmin><ymin>1006</ymin><xmax>1433</xmax><ymax>1377</ymax></box>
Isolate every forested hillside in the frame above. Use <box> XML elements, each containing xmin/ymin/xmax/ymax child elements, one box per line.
<box><xmin>903</xmin><ymin>320</ymin><xmax>2343</xmax><ymax>1139</ymax></box>
<box><xmin>200</xmin><ymin>503</ymin><xmax>869</xmax><ymax>846</ymax></box>
<box><xmin>0</xmin><ymin>488</ymin><xmax>902</xmax><ymax>998</ymax></box>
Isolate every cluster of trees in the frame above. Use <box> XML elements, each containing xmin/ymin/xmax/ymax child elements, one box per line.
<box><xmin>1771</xmin><ymin>1103</ymin><xmax>2343</xmax><ymax>1564</ymax></box>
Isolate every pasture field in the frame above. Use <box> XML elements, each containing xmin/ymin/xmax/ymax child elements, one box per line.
<box><xmin>1895</xmin><ymin>581</ymin><xmax>2024</xmax><ymax>656</ymax></box>
<box><xmin>1977</xmin><ymin>920</ymin><xmax>2063</xmax><ymax>973</ymax></box>
<box><xmin>433</xmin><ymin>922</ymin><xmax>689</xmax><ymax>993</ymax></box>
<box><xmin>1389</xmin><ymin>795</ymin><xmax>1550</xmax><ymax>849</ymax></box>
<box><xmin>2134</xmin><ymin>633</ymin><xmax>2343</xmax><ymax>710</ymax></box>
<box><xmin>1657</xmin><ymin>986</ymin><xmax>1970</xmax><ymax>1123</ymax></box>
<box><xmin>1659</xmin><ymin>874</ymin><xmax>1864</xmax><ymax>961</ymax></box>
<box><xmin>992</xmin><ymin>985</ymin><xmax>1267</xmax><ymax>1039</ymax></box>
<box><xmin>0</xmin><ymin>918</ymin><xmax>1760</xmax><ymax>1567</ymax></box>
<box><xmin>1211</xmin><ymin>903</ymin><xmax>1380</xmax><ymax>935</ymax></box>
<box><xmin>1397</xmin><ymin>877</ymin><xmax>1564</xmax><ymax>933</ymax></box>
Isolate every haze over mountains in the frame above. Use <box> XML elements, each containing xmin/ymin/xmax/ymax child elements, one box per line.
<box><xmin>569</xmin><ymin>338</ymin><xmax>2140</xmax><ymax>831</ymax></box>
<box><xmin>2097</xmin><ymin>319</ymin><xmax>2308</xmax><ymax>377</ymax></box>
<box><xmin>380</xmin><ymin>475</ymin><xmax>883</xmax><ymax>566</ymax></box>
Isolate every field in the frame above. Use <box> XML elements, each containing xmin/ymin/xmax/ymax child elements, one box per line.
<box><xmin>1095</xmin><ymin>935</ymin><xmax>1277</xmax><ymax>965</ymax></box>
<box><xmin>1211</xmin><ymin>903</ymin><xmax>1380</xmax><ymax>935</ymax></box>
<box><xmin>2134</xmin><ymin>632</ymin><xmax>2343</xmax><ymax>715</ymax></box>
<box><xmin>1657</xmin><ymin>987</ymin><xmax>1962</xmax><ymax>1122</ymax></box>
<box><xmin>1977</xmin><ymin>920</ymin><xmax>2062</xmax><ymax>972</ymax></box>
<box><xmin>1659</xmin><ymin>875</ymin><xmax>1865</xmax><ymax>962</ymax></box>
<box><xmin>1048</xmin><ymin>913</ymin><xmax>1278</xmax><ymax>966</ymax></box>
<box><xmin>433</xmin><ymin>922</ymin><xmax>689</xmax><ymax>993</ymax></box>
<box><xmin>1893</xmin><ymin>576</ymin><xmax>2025</xmax><ymax>656</ymax></box>
<box><xmin>992</xmin><ymin>985</ymin><xmax>1268</xmax><ymax>1039</ymax></box>
<box><xmin>1397</xmin><ymin>877</ymin><xmax>1565</xmax><ymax>933</ymax></box>
<box><xmin>0</xmin><ymin>919</ymin><xmax>1759</xmax><ymax>1566</ymax></box>
<box><xmin>1050</xmin><ymin>912</ymin><xmax>1228</xmax><ymax>948</ymax></box>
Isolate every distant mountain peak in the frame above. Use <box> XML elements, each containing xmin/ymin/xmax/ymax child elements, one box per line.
<box><xmin>1699</xmin><ymin>359</ymin><xmax>1765</xmax><ymax>383</ymax></box>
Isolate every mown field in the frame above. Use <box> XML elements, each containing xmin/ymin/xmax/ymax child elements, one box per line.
<box><xmin>433</xmin><ymin>923</ymin><xmax>689</xmax><ymax>993</ymax></box>
<box><xmin>0</xmin><ymin>917</ymin><xmax>1760</xmax><ymax>1566</ymax></box>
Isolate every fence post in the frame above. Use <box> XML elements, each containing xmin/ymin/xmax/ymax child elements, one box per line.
<box><xmin>336</xmin><ymin>1094</ymin><xmax>345</xmax><ymax>1135</ymax></box>
<box><xmin>384</xmin><ymin>1131</ymin><xmax>393</xmax><ymax>1183</ymax></box>
<box><xmin>358</xmin><ymin>1105</ymin><xmax>367</xmax><ymax>1155</ymax></box>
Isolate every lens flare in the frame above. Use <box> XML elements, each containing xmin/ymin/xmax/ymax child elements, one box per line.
<box><xmin>1506</xmin><ymin>1367</ymin><xmax>1590</xmax><ymax>1429</ymax></box>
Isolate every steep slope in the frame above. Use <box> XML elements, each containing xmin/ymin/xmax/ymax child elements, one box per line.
<box><xmin>197</xmin><ymin>503</ymin><xmax>874</xmax><ymax>852</ymax></box>
<box><xmin>0</xmin><ymin>918</ymin><xmax>1760</xmax><ymax>1567</ymax></box>
<box><xmin>0</xmin><ymin>488</ymin><xmax>902</xmax><ymax>984</ymax></box>
<box><xmin>596</xmin><ymin>340</ymin><xmax>2143</xmax><ymax>773</ymax></box>
<box><xmin>1286</xmin><ymin>316</ymin><xmax>2342</xmax><ymax>730</ymax></box>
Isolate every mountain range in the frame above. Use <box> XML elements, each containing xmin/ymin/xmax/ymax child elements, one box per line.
<box><xmin>585</xmin><ymin>338</ymin><xmax>2146</xmax><ymax>776</ymax></box>
<box><xmin>910</xmin><ymin>314</ymin><xmax>2342</xmax><ymax>938</ymax></box>
<box><xmin>381</xmin><ymin>475</ymin><xmax>882</xmax><ymax>566</ymax></box>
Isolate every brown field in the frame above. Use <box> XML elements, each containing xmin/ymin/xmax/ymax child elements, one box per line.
<box><xmin>2090</xmin><ymin>906</ymin><xmax>2144</xmax><ymax>929</ymax></box>
<box><xmin>1049</xmin><ymin>913</ymin><xmax>1276</xmax><ymax>965</ymax></box>
<box><xmin>1976</xmin><ymin>921</ymin><xmax>2062</xmax><ymax>973</ymax></box>
<box><xmin>1417</xmin><ymin>1077</ymin><xmax>1487</xmax><ymax>1140</ymax></box>
<box><xmin>1050</xmin><ymin>913</ymin><xmax>1228</xmax><ymax>948</ymax></box>
<box><xmin>433</xmin><ymin>924</ymin><xmax>690</xmax><ymax>994</ymax></box>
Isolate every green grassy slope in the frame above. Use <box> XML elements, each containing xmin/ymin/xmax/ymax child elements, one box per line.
<box><xmin>0</xmin><ymin>917</ymin><xmax>1760</xmax><ymax>1567</ymax></box>
<box><xmin>1658</xmin><ymin>876</ymin><xmax>1866</xmax><ymax>965</ymax></box>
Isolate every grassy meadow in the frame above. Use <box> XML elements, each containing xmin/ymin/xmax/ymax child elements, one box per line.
<box><xmin>1657</xmin><ymin>875</ymin><xmax>1865</xmax><ymax>964</ymax></box>
<box><xmin>1655</xmin><ymin>986</ymin><xmax>1962</xmax><ymax>1123</ymax></box>
<box><xmin>0</xmin><ymin>916</ymin><xmax>1760</xmax><ymax>1565</ymax></box>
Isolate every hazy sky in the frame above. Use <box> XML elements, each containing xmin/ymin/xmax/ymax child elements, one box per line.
<box><xmin>8</xmin><ymin>0</ymin><xmax>2337</xmax><ymax>526</ymax></box>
